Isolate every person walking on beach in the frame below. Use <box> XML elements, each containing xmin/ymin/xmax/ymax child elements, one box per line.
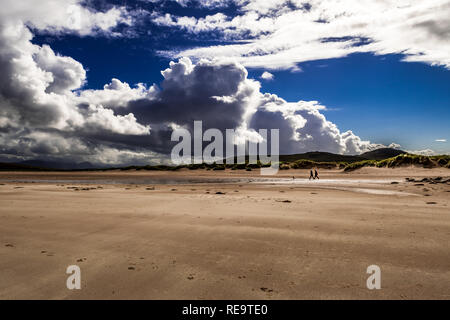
<box><xmin>314</xmin><ymin>169</ymin><xmax>319</xmax><ymax>180</ymax></box>
<box><xmin>309</xmin><ymin>169</ymin><xmax>314</xmax><ymax>180</ymax></box>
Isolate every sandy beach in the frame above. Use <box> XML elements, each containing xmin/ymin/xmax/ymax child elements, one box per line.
<box><xmin>0</xmin><ymin>167</ymin><xmax>449</xmax><ymax>299</ymax></box>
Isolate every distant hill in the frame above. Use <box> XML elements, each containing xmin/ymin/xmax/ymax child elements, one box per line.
<box><xmin>0</xmin><ymin>160</ymin><xmax>97</xmax><ymax>171</ymax></box>
<box><xmin>279</xmin><ymin>151</ymin><xmax>363</xmax><ymax>163</ymax></box>
<box><xmin>279</xmin><ymin>148</ymin><xmax>406</xmax><ymax>163</ymax></box>
<box><xmin>0</xmin><ymin>162</ymin><xmax>50</xmax><ymax>171</ymax></box>
<box><xmin>19</xmin><ymin>160</ymin><xmax>96</xmax><ymax>170</ymax></box>
<box><xmin>360</xmin><ymin>148</ymin><xmax>406</xmax><ymax>160</ymax></box>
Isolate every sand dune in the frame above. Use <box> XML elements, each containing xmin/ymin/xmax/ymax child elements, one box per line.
<box><xmin>0</xmin><ymin>168</ymin><xmax>449</xmax><ymax>299</ymax></box>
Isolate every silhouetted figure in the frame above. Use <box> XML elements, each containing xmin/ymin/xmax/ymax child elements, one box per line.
<box><xmin>314</xmin><ymin>169</ymin><xmax>319</xmax><ymax>180</ymax></box>
<box><xmin>309</xmin><ymin>169</ymin><xmax>314</xmax><ymax>180</ymax></box>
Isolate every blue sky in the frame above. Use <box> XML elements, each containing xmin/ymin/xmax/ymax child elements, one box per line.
<box><xmin>1</xmin><ymin>0</ymin><xmax>449</xmax><ymax>164</ymax></box>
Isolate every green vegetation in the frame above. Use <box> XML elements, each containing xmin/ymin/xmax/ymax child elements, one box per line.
<box><xmin>279</xmin><ymin>151</ymin><xmax>362</xmax><ymax>163</ymax></box>
<box><xmin>342</xmin><ymin>160</ymin><xmax>377</xmax><ymax>172</ymax></box>
<box><xmin>343</xmin><ymin>154</ymin><xmax>450</xmax><ymax>172</ymax></box>
<box><xmin>290</xmin><ymin>159</ymin><xmax>339</xmax><ymax>169</ymax></box>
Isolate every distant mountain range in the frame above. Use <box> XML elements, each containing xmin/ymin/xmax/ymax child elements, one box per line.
<box><xmin>0</xmin><ymin>148</ymin><xmax>407</xmax><ymax>171</ymax></box>
<box><xmin>0</xmin><ymin>160</ymin><xmax>99</xmax><ymax>171</ymax></box>
<box><xmin>18</xmin><ymin>160</ymin><xmax>98</xmax><ymax>170</ymax></box>
<box><xmin>279</xmin><ymin>148</ymin><xmax>406</xmax><ymax>163</ymax></box>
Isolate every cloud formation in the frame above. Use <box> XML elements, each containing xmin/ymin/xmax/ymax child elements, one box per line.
<box><xmin>0</xmin><ymin>0</ymin><xmax>428</xmax><ymax>166</ymax></box>
<box><xmin>249</xmin><ymin>94</ymin><xmax>381</xmax><ymax>155</ymax></box>
<box><xmin>0</xmin><ymin>3</ymin><xmax>153</xmax><ymax>165</ymax></box>
<box><xmin>155</xmin><ymin>0</ymin><xmax>450</xmax><ymax>71</ymax></box>
<box><xmin>260</xmin><ymin>71</ymin><xmax>274</xmax><ymax>81</ymax></box>
<box><xmin>1</xmin><ymin>0</ymin><xmax>131</xmax><ymax>36</ymax></box>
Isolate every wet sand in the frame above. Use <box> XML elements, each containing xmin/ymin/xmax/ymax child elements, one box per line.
<box><xmin>0</xmin><ymin>167</ymin><xmax>449</xmax><ymax>299</ymax></box>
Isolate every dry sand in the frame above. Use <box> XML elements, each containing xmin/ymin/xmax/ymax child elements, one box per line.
<box><xmin>0</xmin><ymin>167</ymin><xmax>449</xmax><ymax>299</ymax></box>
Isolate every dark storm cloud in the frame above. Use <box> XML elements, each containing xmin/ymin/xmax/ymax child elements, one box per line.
<box><xmin>127</xmin><ymin>58</ymin><xmax>251</xmax><ymax>131</ymax></box>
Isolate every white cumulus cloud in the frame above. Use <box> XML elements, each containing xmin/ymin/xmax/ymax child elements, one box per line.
<box><xmin>260</xmin><ymin>71</ymin><xmax>274</xmax><ymax>81</ymax></box>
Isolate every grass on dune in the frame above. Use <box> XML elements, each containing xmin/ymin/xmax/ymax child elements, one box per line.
<box><xmin>343</xmin><ymin>154</ymin><xmax>450</xmax><ymax>172</ymax></box>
